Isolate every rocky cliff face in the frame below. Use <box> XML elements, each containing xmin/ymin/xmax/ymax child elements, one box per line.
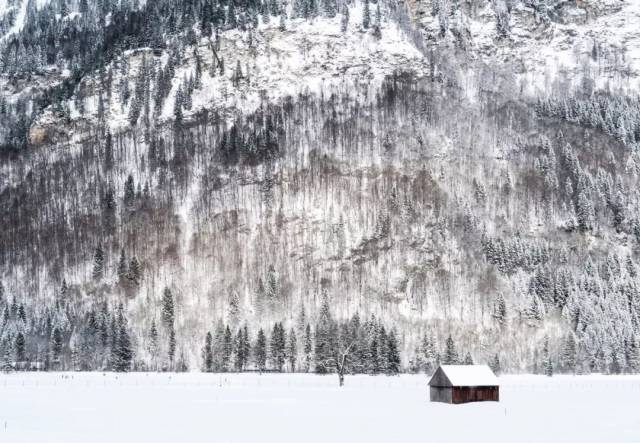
<box><xmin>413</xmin><ymin>0</ymin><xmax>640</xmax><ymax>92</ymax></box>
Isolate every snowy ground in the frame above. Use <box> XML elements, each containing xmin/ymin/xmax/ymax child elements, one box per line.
<box><xmin>1</xmin><ymin>373</ymin><xmax>639</xmax><ymax>442</ymax></box>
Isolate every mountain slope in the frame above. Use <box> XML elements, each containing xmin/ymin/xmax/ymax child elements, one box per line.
<box><xmin>0</xmin><ymin>0</ymin><xmax>640</xmax><ymax>374</ymax></box>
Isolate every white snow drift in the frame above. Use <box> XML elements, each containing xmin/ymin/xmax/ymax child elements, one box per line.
<box><xmin>0</xmin><ymin>373</ymin><xmax>638</xmax><ymax>443</ymax></box>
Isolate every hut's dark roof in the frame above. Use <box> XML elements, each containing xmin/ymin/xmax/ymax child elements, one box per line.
<box><xmin>428</xmin><ymin>365</ymin><xmax>499</xmax><ymax>387</ymax></box>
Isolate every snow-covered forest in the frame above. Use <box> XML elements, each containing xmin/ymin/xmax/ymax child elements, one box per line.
<box><xmin>1</xmin><ymin>0</ymin><xmax>640</xmax><ymax>375</ymax></box>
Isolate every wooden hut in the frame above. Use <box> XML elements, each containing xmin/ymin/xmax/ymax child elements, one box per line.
<box><xmin>428</xmin><ymin>365</ymin><xmax>499</xmax><ymax>404</ymax></box>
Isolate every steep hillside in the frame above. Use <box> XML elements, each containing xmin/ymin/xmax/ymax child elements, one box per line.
<box><xmin>0</xmin><ymin>0</ymin><xmax>639</xmax><ymax>375</ymax></box>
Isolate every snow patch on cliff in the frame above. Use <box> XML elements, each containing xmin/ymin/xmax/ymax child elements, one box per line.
<box><xmin>416</xmin><ymin>0</ymin><xmax>640</xmax><ymax>94</ymax></box>
<box><xmin>32</xmin><ymin>5</ymin><xmax>427</xmax><ymax>140</ymax></box>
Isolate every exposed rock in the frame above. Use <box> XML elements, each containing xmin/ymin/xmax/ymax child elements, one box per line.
<box><xmin>28</xmin><ymin>126</ymin><xmax>48</xmax><ymax>146</ymax></box>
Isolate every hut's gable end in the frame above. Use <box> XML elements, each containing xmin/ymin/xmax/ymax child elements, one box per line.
<box><xmin>428</xmin><ymin>367</ymin><xmax>452</xmax><ymax>387</ymax></box>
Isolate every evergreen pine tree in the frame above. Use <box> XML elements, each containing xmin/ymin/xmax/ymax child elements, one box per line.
<box><xmin>173</xmin><ymin>87</ymin><xmax>183</xmax><ymax>126</ymax></box>
<box><xmin>340</xmin><ymin>4</ymin><xmax>349</xmax><ymax>33</ymax></box>
<box><xmin>124</xmin><ymin>175</ymin><xmax>136</xmax><ymax>209</ymax></box>
<box><xmin>463</xmin><ymin>352</ymin><xmax>474</xmax><ymax>365</ymax></box>
<box><xmin>203</xmin><ymin>331</ymin><xmax>213</xmax><ymax>372</ymax></box>
<box><xmin>117</xmin><ymin>249</ymin><xmax>127</xmax><ymax>284</ymax></box>
<box><xmin>161</xmin><ymin>288</ymin><xmax>175</xmax><ymax>330</ymax></box>
<box><xmin>92</xmin><ymin>244</ymin><xmax>105</xmax><ymax>281</ymax></box>
<box><xmin>376</xmin><ymin>325</ymin><xmax>389</xmax><ymax>372</ymax></box>
<box><xmin>443</xmin><ymin>335</ymin><xmax>458</xmax><ymax>364</ymax></box>
<box><xmin>323</xmin><ymin>0</ymin><xmax>337</xmax><ymax>18</ymax></box>
<box><xmin>627</xmin><ymin>336</ymin><xmax>640</xmax><ymax>373</ymax></box>
<box><xmin>241</xmin><ymin>325</ymin><xmax>251</xmax><ymax>370</ymax></box>
<box><xmin>362</xmin><ymin>0</ymin><xmax>370</xmax><ymax>29</ymax></box>
<box><xmin>60</xmin><ymin>280</ymin><xmax>68</xmax><ymax>300</ymax></box>
<box><xmin>128</xmin><ymin>257</ymin><xmax>141</xmax><ymax>287</ymax></box>
<box><xmin>303</xmin><ymin>323</ymin><xmax>312</xmax><ymax>372</ymax></box>
<box><xmin>270</xmin><ymin>322</ymin><xmax>286</xmax><ymax>371</ymax></box>
<box><xmin>372</xmin><ymin>2</ymin><xmax>381</xmax><ymax>39</ymax></box>
<box><xmin>103</xmin><ymin>186</ymin><xmax>116</xmax><ymax>231</ymax></box>
<box><xmin>315</xmin><ymin>291</ymin><xmax>334</xmax><ymax>373</ymax></box>
<box><xmin>234</xmin><ymin>328</ymin><xmax>244</xmax><ymax>371</ymax></box>
<box><xmin>114</xmin><ymin>304</ymin><xmax>133</xmax><ymax>372</ymax></box>
<box><xmin>223</xmin><ymin>326</ymin><xmax>233</xmax><ymax>371</ymax></box>
<box><xmin>543</xmin><ymin>336</ymin><xmax>553</xmax><ymax>376</ymax></box>
<box><xmin>254</xmin><ymin>328</ymin><xmax>267</xmax><ymax>371</ymax></box>
<box><xmin>227</xmin><ymin>290</ymin><xmax>241</xmax><ymax>328</ymax></box>
<box><xmin>15</xmin><ymin>332</ymin><xmax>26</xmax><ymax>363</ymax></box>
<box><xmin>626</xmin><ymin>255</ymin><xmax>637</xmax><ymax>278</ymax></box>
<box><xmin>51</xmin><ymin>327</ymin><xmax>64</xmax><ymax>369</ymax></box>
<box><xmin>576</xmin><ymin>191</ymin><xmax>595</xmax><ymax>231</ymax></box>
<box><xmin>254</xmin><ymin>279</ymin><xmax>266</xmax><ymax>320</ymax></box>
<box><xmin>2</xmin><ymin>346</ymin><xmax>13</xmax><ymax>372</ymax></box>
<box><xmin>261</xmin><ymin>0</ymin><xmax>271</xmax><ymax>23</ymax></box>
<box><xmin>296</xmin><ymin>304</ymin><xmax>307</xmax><ymax>336</ymax></box>
<box><xmin>177</xmin><ymin>351</ymin><xmax>189</xmax><ymax>372</ymax></box>
<box><xmin>292</xmin><ymin>0</ymin><xmax>304</xmax><ymax>17</ymax></box>
<box><xmin>148</xmin><ymin>321</ymin><xmax>159</xmax><ymax>370</ymax></box>
<box><xmin>288</xmin><ymin>327</ymin><xmax>297</xmax><ymax>372</ymax></box>
<box><xmin>278</xmin><ymin>323</ymin><xmax>287</xmax><ymax>370</ymax></box>
<box><xmin>60</xmin><ymin>0</ymin><xmax>69</xmax><ymax>17</ymax></box>
<box><xmin>265</xmin><ymin>266</ymin><xmax>279</xmax><ymax>312</ymax></box>
<box><xmin>227</xmin><ymin>0</ymin><xmax>238</xmax><ymax>29</ymax></box>
<box><xmin>561</xmin><ymin>333</ymin><xmax>577</xmax><ymax>373</ymax></box>
<box><xmin>369</xmin><ymin>328</ymin><xmax>379</xmax><ymax>374</ymax></box>
<box><xmin>213</xmin><ymin>321</ymin><xmax>225</xmax><ymax>371</ymax></box>
<box><xmin>610</xmin><ymin>349</ymin><xmax>622</xmax><ymax>374</ymax></box>
<box><xmin>422</xmin><ymin>334</ymin><xmax>438</xmax><ymax>374</ymax></box>
<box><xmin>492</xmin><ymin>293</ymin><xmax>507</xmax><ymax>326</ymax></box>
<box><xmin>168</xmin><ymin>327</ymin><xmax>176</xmax><ymax>366</ymax></box>
<box><xmin>410</xmin><ymin>346</ymin><xmax>425</xmax><ymax>373</ymax></box>
<box><xmin>386</xmin><ymin>329</ymin><xmax>400</xmax><ymax>375</ymax></box>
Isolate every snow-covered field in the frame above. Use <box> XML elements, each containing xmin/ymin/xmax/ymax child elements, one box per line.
<box><xmin>0</xmin><ymin>373</ymin><xmax>639</xmax><ymax>443</ymax></box>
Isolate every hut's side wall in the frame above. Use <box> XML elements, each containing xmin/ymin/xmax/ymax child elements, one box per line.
<box><xmin>430</xmin><ymin>386</ymin><xmax>452</xmax><ymax>403</ymax></box>
<box><xmin>452</xmin><ymin>386</ymin><xmax>499</xmax><ymax>404</ymax></box>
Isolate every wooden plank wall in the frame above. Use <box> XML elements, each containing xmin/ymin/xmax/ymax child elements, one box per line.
<box><xmin>452</xmin><ymin>386</ymin><xmax>499</xmax><ymax>403</ymax></box>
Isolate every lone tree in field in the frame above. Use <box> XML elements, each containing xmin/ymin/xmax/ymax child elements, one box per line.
<box><xmin>316</xmin><ymin>313</ymin><xmax>372</xmax><ymax>386</ymax></box>
<box><xmin>317</xmin><ymin>336</ymin><xmax>360</xmax><ymax>387</ymax></box>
